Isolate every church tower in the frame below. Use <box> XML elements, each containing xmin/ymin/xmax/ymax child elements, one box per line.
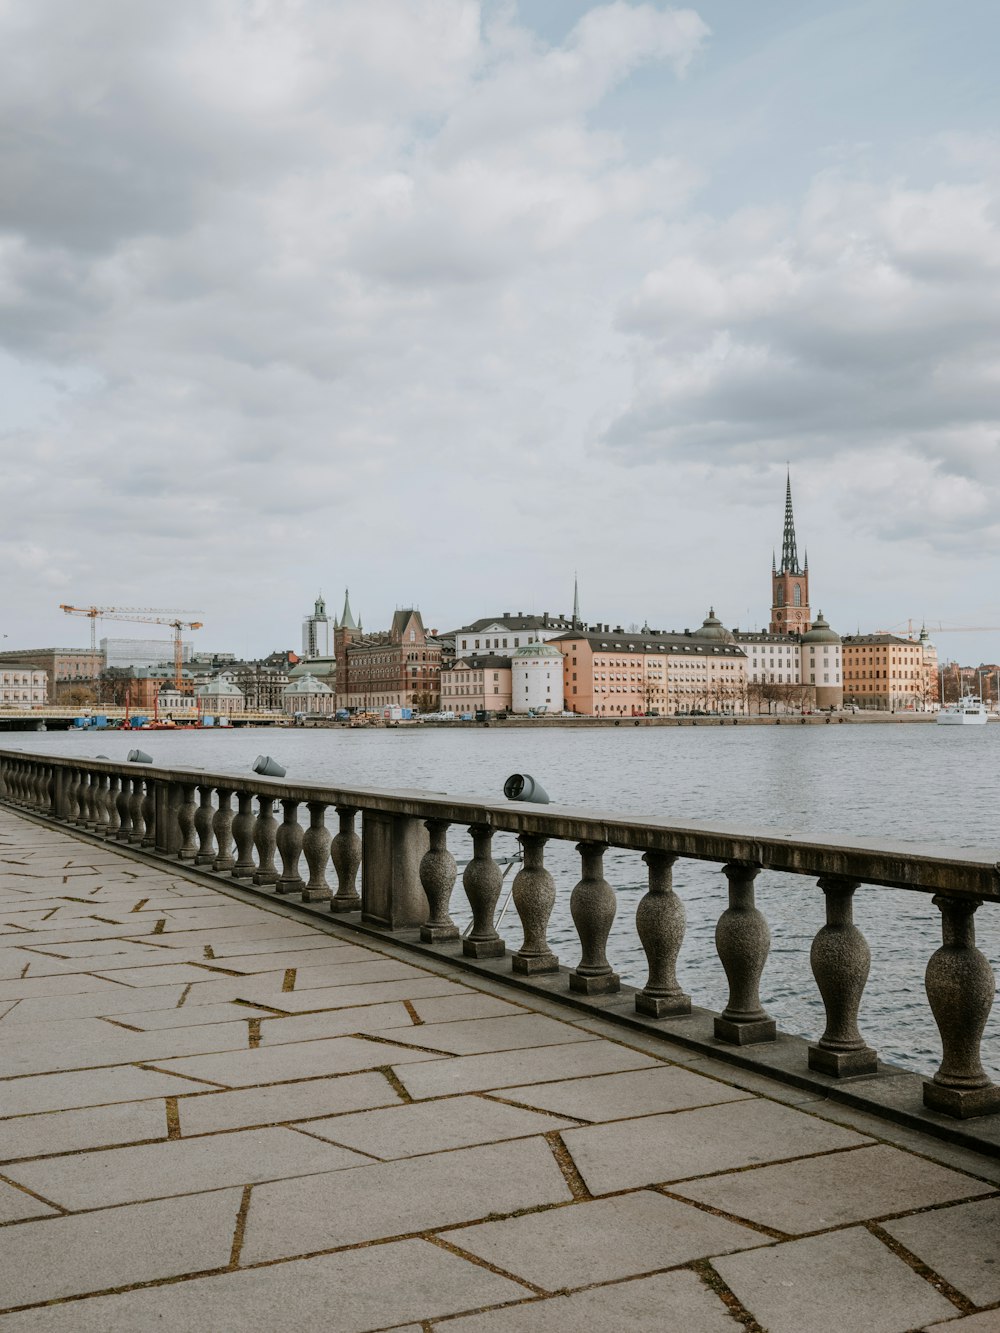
<box><xmin>770</xmin><ymin>473</ymin><xmax>811</xmax><ymax>633</ymax></box>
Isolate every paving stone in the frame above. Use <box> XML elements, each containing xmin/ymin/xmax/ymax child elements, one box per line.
<box><xmin>155</xmin><ymin>1033</ymin><xmax>443</xmax><ymax>1087</ymax></box>
<box><xmin>673</xmin><ymin>1143</ymin><xmax>995</xmax><ymax>1234</ymax></box>
<box><xmin>1</xmin><ymin>1063</ymin><xmax>216</xmax><ymax>1116</ymax></box>
<box><xmin>498</xmin><ymin>1064</ymin><xmax>753</xmax><ymax>1121</ymax></box>
<box><xmin>923</xmin><ymin>1314</ymin><xmax>1000</xmax><ymax>1332</ymax></box>
<box><xmin>301</xmin><ymin>1093</ymin><xmax>575</xmax><ymax>1159</ymax></box>
<box><xmin>0</xmin><ymin>1188</ymin><xmax>241</xmax><ymax>1312</ymax></box>
<box><xmin>209</xmin><ymin>946</ymin><xmax>375</xmax><ymax>974</ymax></box>
<box><xmin>197</xmin><ymin>933</ymin><xmax>335</xmax><ymax>956</ymax></box>
<box><xmin>0</xmin><ymin>1180</ymin><xmax>59</xmax><ymax>1223</ymax></box>
<box><xmin>178</xmin><ymin>1070</ymin><xmax>402</xmax><ymax>1135</ymax></box>
<box><xmin>409</xmin><ymin>992</ymin><xmax>526</xmax><ymax>1023</ymax></box>
<box><xmin>392</xmin><ymin>1014</ymin><xmax>594</xmax><ymax>1056</ymax></box>
<box><xmin>144</xmin><ymin>922</ymin><xmax>329</xmax><ymax>949</ymax></box>
<box><xmin>0</xmin><ymin>1099</ymin><xmax>168</xmax><ymax>1161</ymax></box>
<box><xmin>93</xmin><ymin>962</ymin><xmax>233</xmax><ymax>987</ymax></box>
<box><xmin>562</xmin><ymin>1097</ymin><xmax>870</xmax><ymax>1194</ymax></box>
<box><xmin>394</xmin><ymin>1039</ymin><xmax>659</xmax><ymax>1099</ymax></box>
<box><xmin>448</xmin><ymin>1187</ymin><xmax>765</xmax><ymax>1289</ymax></box>
<box><xmin>107</xmin><ymin>1000</ymin><xmax>273</xmax><ymax>1030</ymax></box>
<box><xmin>0</xmin><ymin>984</ymin><xmax>186</xmax><ymax>1023</ymax></box>
<box><xmin>432</xmin><ymin>1268</ymin><xmax>737</xmax><ymax>1332</ymax></box>
<box><xmin>259</xmin><ymin>976</ymin><xmax>465</xmax><ymax>1012</ymax></box>
<box><xmin>0</xmin><ymin>974</ymin><xmax>129</xmax><ymax>1002</ymax></box>
<box><xmin>883</xmin><ymin>1196</ymin><xmax>1000</xmax><ymax>1307</ymax></box>
<box><xmin>0</xmin><ymin>1237</ymin><xmax>527</xmax><ymax>1332</ymax></box>
<box><xmin>178</xmin><ymin>971</ymin><xmax>288</xmax><ymax>1003</ymax></box>
<box><xmin>291</xmin><ymin>958</ymin><xmax>433</xmax><ymax>988</ymax></box>
<box><xmin>24</xmin><ymin>939</ymin><xmax>171</xmax><ymax>959</ymax></box>
<box><xmin>713</xmin><ymin>1225</ymin><xmax>957</xmax><ymax>1333</ymax></box>
<box><xmin>6</xmin><ymin>1124</ymin><xmax>368</xmax><ymax>1209</ymax></box>
<box><xmin>0</xmin><ymin>1017</ymin><xmax>254</xmax><ymax>1078</ymax></box>
<box><xmin>242</xmin><ymin>1136</ymin><xmax>573</xmax><ymax>1263</ymax></box>
<box><xmin>258</xmin><ymin>1001</ymin><xmax>416</xmax><ymax>1045</ymax></box>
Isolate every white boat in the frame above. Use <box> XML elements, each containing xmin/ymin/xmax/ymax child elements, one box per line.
<box><xmin>937</xmin><ymin>694</ymin><xmax>989</xmax><ymax>726</ymax></box>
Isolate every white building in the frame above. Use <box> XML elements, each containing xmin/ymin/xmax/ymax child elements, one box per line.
<box><xmin>195</xmin><ymin>678</ymin><xmax>245</xmax><ymax>716</ymax></box>
<box><xmin>453</xmin><ymin>612</ymin><xmax>579</xmax><ymax>657</ymax></box>
<box><xmin>512</xmin><ymin>641</ymin><xmax>565</xmax><ymax>714</ymax></box>
<box><xmin>283</xmin><ymin>673</ymin><xmax>336</xmax><ymax>716</ymax></box>
<box><xmin>0</xmin><ymin>668</ymin><xmax>47</xmax><ymax>707</ymax></box>
<box><xmin>302</xmin><ymin>594</ymin><xmax>332</xmax><ymax>659</ymax></box>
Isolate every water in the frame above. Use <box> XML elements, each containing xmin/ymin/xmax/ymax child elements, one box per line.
<box><xmin>7</xmin><ymin>722</ymin><xmax>1000</xmax><ymax>1079</ymax></box>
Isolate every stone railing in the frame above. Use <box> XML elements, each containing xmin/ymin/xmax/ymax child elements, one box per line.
<box><xmin>1</xmin><ymin>749</ymin><xmax>998</xmax><ymax>1136</ymax></box>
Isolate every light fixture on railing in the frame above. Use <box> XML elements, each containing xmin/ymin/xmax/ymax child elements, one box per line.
<box><xmin>253</xmin><ymin>755</ymin><xmax>287</xmax><ymax>778</ymax></box>
<box><xmin>503</xmin><ymin>773</ymin><xmax>549</xmax><ymax>804</ymax></box>
<box><xmin>127</xmin><ymin>749</ymin><xmax>153</xmax><ymax>763</ymax></box>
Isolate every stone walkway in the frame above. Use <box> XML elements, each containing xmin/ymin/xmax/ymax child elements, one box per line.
<box><xmin>0</xmin><ymin>810</ymin><xmax>998</xmax><ymax>1333</ymax></box>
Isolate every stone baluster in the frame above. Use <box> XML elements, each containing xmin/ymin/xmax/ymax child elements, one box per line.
<box><xmin>140</xmin><ymin>780</ymin><xmax>156</xmax><ymax>848</ymax></box>
<box><xmin>116</xmin><ymin>775</ymin><xmax>133</xmax><ymax>842</ymax></box>
<box><xmin>330</xmin><ymin>806</ymin><xmax>362</xmax><ymax>912</ymax></box>
<box><xmin>253</xmin><ymin>794</ymin><xmax>279</xmax><ymax>886</ymax></box>
<box><xmin>105</xmin><ymin>775</ymin><xmax>122</xmax><ymax>838</ymax></box>
<box><xmin>302</xmin><ymin>801</ymin><xmax>331</xmax><ymax>902</ymax></box>
<box><xmin>77</xmin><ymin>768</ymin><xmax>94</xmax><ymax>827</ymax></box>
<box><xmin>95</xmin><ymin>773</ymin><xmax>112</xmax><ymax>834</ymax></box>
<box><xmin>635</xmin><ymin>851</ymin><xmax>691</xmax><ymax>1017</ymax></box>
<box><xmin>194</xmin><ymin>786</ymin><xmax>216</xmax><ymax>864</ymax></box>
<box><xmin>212</xmin><ymin>789</ymin><xmax>235</xmax><ymax>871</ymax></box>
<box><xmin>569</xmin><ymin>842</ymin><xmax>620</xmax><ymax>994</ymax></box>
<box><xmin>231</xmin><ymin>790</ymin><xmax>257</xmax><ymax>879</ymax></box>
<box><xmin>66</xmin><ymin>767</ymin><xmax>82</xmax><ymax>824</ymax></box>
<box><xmin>21</xmin><ymin>761</ymin><xmax>33</xmax><ymax>809</ymax></box>
<box><xmin>128</xmin><ymin>778</ymin><xmax>145</xmax><ymax>844</ymax></box>
<box><xmin>177</xmin><ymin>780</ymin><xmax>198</xmax><ymax>860</ymax></box>
<box><xmin>275</xmin><ymin>799</ymin><xmax>304</xmax><ymax>894</ymax></box>
<box><xmin>714</xmin><ymin>861</ymin><xmax>775</xmax><ymax>1044</ymax></box>
<box><xmin>0</xmin><ymin>756</ymin><xmax>8</xmax><ymax>802</ymax></box>
<box><xmin>14</xmin><ymin>759</ymin><xmax>26</xmax><ymax>806</ymax></box>
<box><xmin>924</xmin><ymin>895</ymin><xmax>1000</xmax><ymax>1118</ymax></box>
<box><xmin>511</xmin><ymin>834</ymin><xmax>559</xmax><ymax>974</ymax></box>
<box><xmin>419</xmin><ymin>820</ymin><xmax>459</xmax><ymax>943</ymax></box>
<box><xmin>808</xmin><ymin>878</ymin><xmax>877</xmax><ymax>1075</ymax></box>
<box><xmin>462</xmin><ymin>824</ymin><xmax>505</xmax><ymax>958</ymax></box>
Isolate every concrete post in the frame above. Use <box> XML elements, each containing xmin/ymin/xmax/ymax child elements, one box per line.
<box><xmin>511</xmin><ymin>834</ymin><xmax>559</xmax><ymax>975</ymax></box>
<box><xmin>275</xmin><ymin>798</ymin><xmax>303</xmax><ymax>894</ymax></box>
<box><xmin>808</xmin><ymin>877</ymin><xmax>877</xmax><ymax>1075</ymax></box>
<box><xmin>194</xmin><ymin>786</ymin><xmax>216</xmax><ymax>864</ymax></box>
<box><xmin>212</xmin><ymin>789</ymin><xmax>235</xmax><ymax>871</ymax></box>
<box><xmin>714</xmin><ymin>860</ymin><xmax>776</xmax><ymax>1044</ymax></box>
<box><xmin>419</xmin><ymin>820</ymin><xmax>459</xmax><ymax>943</ymax></box>
<box><xmin>635</xmin><ymin>851</ymin><xmax>691</xmax><ymax>1017</ymax></box>
<box><xmin>361</xmin><ymin>811</ymin><xmax>429</xmax><ymax>929</ymax></box>
<box><xmin>462</xmin><ymin>824</ymin><xmax>505</xmax><ymax>959</ymax></box>
<box><xmin>302</xmin><ymin>801</ymin><xmax>332</xmax><ymax>902</ymax></box>
<box><xmin>177</xmin><ymin>781</ymin><xmax>198</xmax><ymax>860</ymax></box>
<box><xmin>569</xmin><ymin>841</ymin><xmax>620</xmax><ymax>995</ymax></box>
<box><xmin>330</xmin><ymin>806</ymin><xmax>362</xmax><ymax>912</ymax></box>
<box><xmin>253</xmin><ymin>794</ymin><xmax>279</xmax><ymax>886</ymax></box>
<box><xmin>155</xmin><ymin>781</ymin><xmax>182</xmax><ymax>856</ymax></box>
<box><xmin>231</xmin><ymin>790</ymin><xmax>257</xmax><ymax>880</ymax></box>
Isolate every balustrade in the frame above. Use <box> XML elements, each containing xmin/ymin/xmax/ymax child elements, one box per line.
<box><xmin>1</xmin><ymin>747</ymin><xmax>997</xmax><ymax>1132</ymax></box>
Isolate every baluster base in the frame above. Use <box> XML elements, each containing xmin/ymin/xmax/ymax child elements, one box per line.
<box><xmin>301</xmin><ymin>886</ymin><xmax>332</xmax><ymax>903</ymax></box>
<box><xmin>570</xmin><ymin>969</ymin><xmax>620</xmax><ymax>995</ymax></box>
<box><xmin>194</xmin><ymin>852</ymin><xmax>215</xmax><ymax>865</ymax></box>
<box><xmin>420</xmin><ymin>921</ymin><xmax>460</xmax><ymax>943</ymax></box>
<box><xmin>331</xmin><ymin>892</ymin><xmax>361</xmax><ymax>914</ymax></box>
<box><xmin>714</xmin><ymin>1015</ymin><xmax>776</xmax><ymax>1045</ymax></box>
<box><xmin>923</xmin><ymin>1079</ymin><xmax>1000</xmax><ymax>1119</ymax></box>
<box><xmin>808</xmin><ymin>1043</ymin><xmax>878</xmax><ymax>1076</ymax></box>
<box><xmin>512</xmin><ymin>950</ymin><xmax>559</xmax><ymax>975</ymax></box>
<box><xmin>253</xmin><ymin>869</ymin><xmax>279</xmax><ymax>886</ymax></box>
<box><xmin>636</xmin><ymin>990</ymin><xmax>691</xmax><ymax>1018</ymax></box>
<box><xmin>276</xmin><ymin>877</ymin><xmax>303</xmax><ymax>896</ymax></box>
<box><xmin>464</xmin><ymin>936</ymin><xmax>506</xmax><ymax>959</ymax></box>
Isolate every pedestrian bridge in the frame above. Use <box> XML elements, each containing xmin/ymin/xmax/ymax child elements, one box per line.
<box><xmin>0</xmin><ymin>753</ymin><xmax>998</xmax><ymax>1330</ymax></box>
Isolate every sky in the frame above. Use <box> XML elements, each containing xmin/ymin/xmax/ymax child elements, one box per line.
<box><xmin>2</xmin><ymin>0</ymin><xmax>999</xmax><ymax>664</ymax></box>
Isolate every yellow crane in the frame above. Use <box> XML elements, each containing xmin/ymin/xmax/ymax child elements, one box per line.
<box><xmin>59</xmin><ymin>605</ymin><xmax>203</xmax><ymax>690</ymax></box>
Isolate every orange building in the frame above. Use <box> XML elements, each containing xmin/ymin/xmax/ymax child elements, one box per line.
<box><xmin>841</xmin><ymin>634</ymin><xmax>934</xmax><ymax>711</ymax></box>
<box><xmin>440</xmin><ymin>655</ymin><xmax>512</xmax><ymax>715</ymax></box>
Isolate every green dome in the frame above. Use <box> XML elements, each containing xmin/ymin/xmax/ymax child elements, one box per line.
<box><xmin>698</xmin><ymin>608</ymin><xmax>733</xmax><ymax>642</ymax></box>
<box><xmin>801</xmin><ymin>612</ymin><xmax>840</xmax><ymax>645</ymax></box>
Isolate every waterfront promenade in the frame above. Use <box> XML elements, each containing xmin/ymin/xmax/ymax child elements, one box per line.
<box><xmin>1</xmin><ymin>811</ymin><xmax>999</xmax><ymax>1331</ymax></box>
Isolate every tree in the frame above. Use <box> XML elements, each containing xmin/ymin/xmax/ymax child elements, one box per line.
<box><xmin>411</xmin><ymin>690</ymin><xmax>438</xmax><ymax>713</ymax></box>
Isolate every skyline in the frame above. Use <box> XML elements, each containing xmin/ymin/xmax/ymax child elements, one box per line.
<box><xmin>2</xmin><ymin>2</ymin><xmax>999</xmax><ymax>663</ymax></box>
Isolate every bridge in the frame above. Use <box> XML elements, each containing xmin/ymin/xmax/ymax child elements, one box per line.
<box><xmin>0</xmin><ymin>708</ymin><xmax>287</xmax><ymax>730</ymax></box>
<box><xmin>0</xmin><ymin>749</ymin><xmax>998</xmax><ymax>1330</ymax></box>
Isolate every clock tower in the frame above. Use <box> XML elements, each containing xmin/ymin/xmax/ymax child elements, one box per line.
<box><xmin>770</xmin><ymin>472</ymin><xmax>811</xmax><ymax>633</ymax></box>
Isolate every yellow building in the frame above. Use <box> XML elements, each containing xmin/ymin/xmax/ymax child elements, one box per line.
<box><xmin>841</xmin><ymin>634</ymin><xmax>932</xmax><ymax>711</ymax></box>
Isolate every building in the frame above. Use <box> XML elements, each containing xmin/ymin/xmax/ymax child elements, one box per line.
<box><xmin>770</xmin><ymin>472</ymin><xmax>811</xmax><ymax>634</ymax></box>
<box><xmin>345</xmin><ymin>609</ymin><xmax>442</xmax><ymax>712</ymax></box>
<box><xmin>218</xmin><ymin>658</ymin><xmax>290</xmax><ymax>711</ymax></box>
<box><xmin>512</xmin><ymin>642</ymin><xmax>565</xmax><ymax>714</ymax></box>
<box><xmin>101</xmin><ymin>638</ymin><xmax>190</xmax><ymax>671</ymax></box>
<box><xmin>301</xmin><ymin>594</ymin><xmax>331</xmax><ymax>659</ymax></box>
<box><xmin>440</xmin><ymin>656</ymin><xmax>512</xmax><ymax>715</ymax></box>
<box><xmin>156</xmin><ymin>686</ymin><xmax>198</xmax><ymax>717</ymax></box>
<box><xmin>0</xmin><ymin>667</ymin><xmax>47</xmax><ymax>707</ymax></box>
<box><xmin>452</xmin><ymin>611</ymin><xmax>579</xmax><ymax>657</ymax></box>
<box><xmin>283</xmin><ymin>674</ymin><xmax>336</xmax><ymax>716</ymax></box>
<box><xmin>195</xmin><ymin>677</ymin><xmax>245</xmax><ymax>717</ymax></box>
<box><xmin>0</xmin><ymin>648</ymin><xmax>103</xmax><ymax>702</ymax></box>
<box><xmin>734</xmin><ymin>611</ymin><xmax>843</xmax><ymax>711</ymax></box>
<box><xmin>552</xmin><ymin>620</ymin><xmax>747</xmax><ymax>717</ymax></box>
<box><xmin>842</xmin><ymin>633</ymin><xmax>934</xmax><ymax>711</ymax></box>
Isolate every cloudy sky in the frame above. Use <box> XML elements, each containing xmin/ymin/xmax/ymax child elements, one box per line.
<box><xmin>2</xmin><ymin>0</ymin><xmax>999</xmax><ymax>664</ymax></box>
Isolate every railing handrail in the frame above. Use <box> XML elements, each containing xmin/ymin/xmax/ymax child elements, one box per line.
<box><xmin>2</xmin><ymin>748</ymin><xmax>996</xmax><ymax>901</ymax></box>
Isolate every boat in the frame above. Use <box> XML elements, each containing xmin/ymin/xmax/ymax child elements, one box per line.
<box><xmin>936</xmin><ymin>694</ymin><xmax>989</xmax><ymax>726</ymax></box>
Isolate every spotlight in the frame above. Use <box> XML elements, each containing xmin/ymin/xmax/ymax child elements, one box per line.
<box><xmin>127</xmin><ymin>749</ymin><xmax>153</xmax><ymax>764</ymax></box>
<box><xmin>253</xmin><ymin>755</ymin><xmax>287</xmax><ymax>778</ymax></box>
<box><xmin>503</xmin><ymin>773</ymin><xmax>549</xmax><ymax>804</ymax></box>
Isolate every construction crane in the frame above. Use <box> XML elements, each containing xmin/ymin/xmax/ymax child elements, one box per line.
<box><xmin>59</xmin><ymin>605</ymin><xmax>204</xmax><ymax>690</ymax></box>
<box><xmin>875</xmin><ymin>619</ymin><xmax>1000</xmax><ymax>638</ymax></box>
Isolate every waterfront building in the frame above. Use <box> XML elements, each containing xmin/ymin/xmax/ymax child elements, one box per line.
<box><xmin>0</xmin><ymin>648</ymin><xmax>103</xmax><ymax>702</ymax></box>
<box><xmin>452</xmin><ymin>612</ymin><xmax>577</xmax><ymax>656</ymax></box>
<box><xmin>218</xmin><ymin>658</ymin><xmax>290</xmax><ymax>712</ymax></box>
<box><xmin>0</xmin><ymin>667</ymin><xmax>47</xmax><ymax>707</ymax></box>
<box><xmin>345</xmin><ymin>609</ymin><xmax>441</xmax><ymax>712</ymax></box>
<box><xmin>440</xmin><ymin>655</ymin><xmax>512</xmax><ymax>715</ymax></box>
<box><xmin>842</xmin><ymin>633</ymin><xmax>929</xmax><ymax>710</ymax></box>
<box><xmin>156</xmin><ymin>686</ymin><xmax>198</xmax><ymax>717</ymax></box>
<box><xmin>194</xmin><ymin>677</ymin><xmax>244</xmax><ymax>716</ymax></box>
<box><xmin>301</xmin><ymin>594</ymin><xmax>331</xmax><ymax>659</ymax></box>
<box><xmin>552</xmin><ymin>620</ymin><xmax>747</xmax><ymax>716</ymax></box>
<box><xmin>101</xmin><ymin>637</ymin><xmax>192</xmax><ymax>671</ymax></box>
<box><xmin>733</xmin><ymin>611</ymin><xmax>843</xmax><ymax>711</ymax></box>
<box><xmin>282</xmin><ymin>673</ymin><xmax>335</xmax><ymax>716</ymax></box>
<box><xmin>512</xmin><ymin>642</ymin><xmax>565</xmax><ymax>714</ymax></box>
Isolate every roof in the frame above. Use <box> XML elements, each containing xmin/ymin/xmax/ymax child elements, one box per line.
<box><xmin>552</xmin><ymin>630</ymin><xmax>746</xmax><ymax>658</ymax></box>
<box><xmin>197</xmin><ymin>678</ymin><xmax>244</xmax><ymax>697</ymax></box>
<box><xmin>444</xmin><ymin>655</ymin><xmax>512</xmax><ymax>672</ymax></box>
<box><xmin>512</xmin><ymin>642</ymin><xmax>563</xmax><ymax>658</ymax></box>
<box><xmin>451</xmin><ymin>614</ymin><xmax>576</xmax><ymax>634</ymax></box>
<box><xmin>283</xmin><ymin>673</ymin><xmax>334</xmax><ymax>695</ymax></box>
<box><xmin>842</xmin><ymin>634</ymin><xmax>917</xmax><ymax>647</ymax></box>
<box><xmin>800</xmin><ymin>612</ymin><xmax>841</xmax><ymax>645</ymax></box>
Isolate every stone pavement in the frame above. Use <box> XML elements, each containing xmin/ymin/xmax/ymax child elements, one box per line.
<box><xmin>0</xmin><ymin>810</ymin><xmax>998</xmax><ymax>1333</ymax></box>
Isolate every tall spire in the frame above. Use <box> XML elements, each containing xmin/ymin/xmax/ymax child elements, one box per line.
<box><xmin>780</xmin><ymin>469</ymin><xmax>801</xmax><ymax>574</ymax></box>
<box><xmin>340</xmin><ymin>587</ymin><xmax>358</xmax><ymax>630</ymax></box>
<box><xmin>572</xmin><ymin>571</ymin><xmax>580</xmax><ymax>627</ymax></box>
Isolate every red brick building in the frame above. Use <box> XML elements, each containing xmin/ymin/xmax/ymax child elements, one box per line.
<box><xmin>344</xmin><ymin>609</ymin><xmax>441</xmax><ymax>711</ymax></box>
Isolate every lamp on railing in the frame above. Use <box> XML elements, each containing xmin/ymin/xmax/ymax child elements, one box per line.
<box><xmin>503</xmin><ymin>773</ymin><xmax>549</xmax><ymax>804</ymax></box>
<box><xmin>253</xmin><ymin>755</ymin><xmax>286</xmax><ymax>777</ymax></box>
<box><xmin>127</xmin><ymin>749</ymin><xmax>153</xmax><ymax>763</ymax></box>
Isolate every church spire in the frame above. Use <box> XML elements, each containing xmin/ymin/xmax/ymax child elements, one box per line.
<box><xmin>340</xmin><ymin>587</ymin><xmax>358</xmax><ymax>630</ymax></box>
<box><xmin>572</xmin><ymin>571</ymin><xmax>580</xmax><ymax>628</ymax></box>
<box><xmin>780</xmin><ymin>470</ymin><xmax>801</xmax><ymax>575</ymax></box>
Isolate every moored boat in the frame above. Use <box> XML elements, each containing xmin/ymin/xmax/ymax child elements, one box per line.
<box><xmin>936</xmin><ymin>694</ymin><xmax>989</xmax><ymax>726</ymax></box>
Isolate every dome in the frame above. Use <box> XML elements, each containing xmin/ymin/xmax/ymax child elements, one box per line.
<box><xmin>697</xmin><ymin>608</ymin><xmax>734</xmax><ymax>642</ymax></box>
<box><xmin>801</xmin><ymin>611</ymin><xmax>841</xmax><ymax>645</ymax></box>
<box><xmin>197</xmin><ymin>678</ymin><xmax>244</xmax><ymax>698</ymax></box>
<box><xmin>512</xmin><ymin>641</ymin><xmax>563</xmax><ymax>659</ymax></box>
<box><xmin>283</xmin><ymin>673</ymin><xmax>333</xmax><ymax>696</ymax></box>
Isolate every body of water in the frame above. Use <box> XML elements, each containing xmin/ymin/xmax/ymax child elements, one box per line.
<box><xmin>7</xmin><ymin>723</ymin><xmax>1000</xmax><ymax>1079</ymax></box>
